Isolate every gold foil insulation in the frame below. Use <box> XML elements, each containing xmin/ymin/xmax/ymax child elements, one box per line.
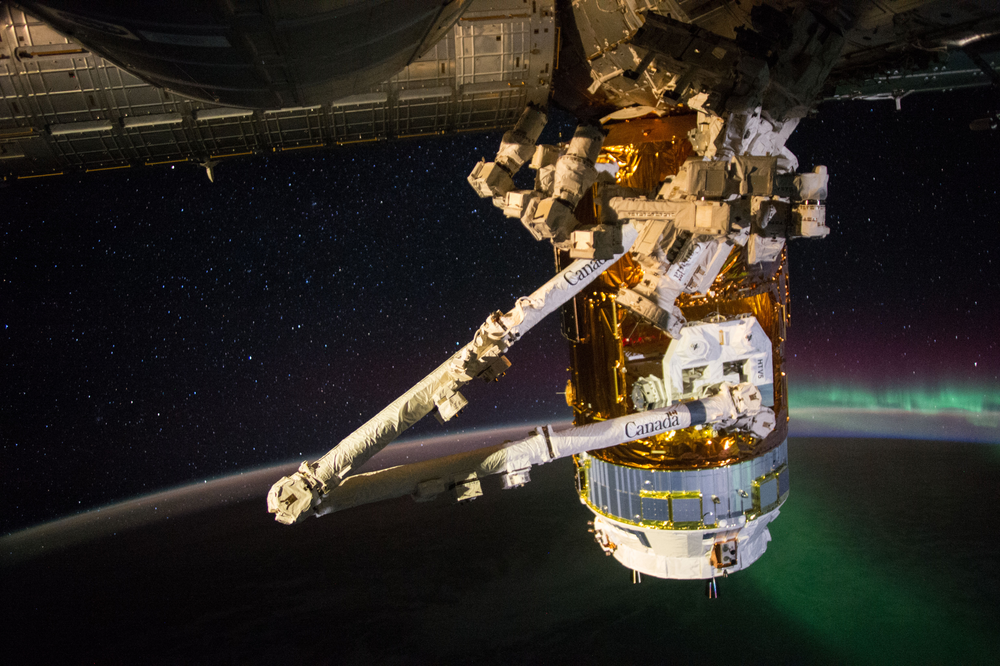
<box><xmin>600</xmin><ymin>115</ymin><xmax>697</xmax><ymax>192</ymax></box>
<box><xmin>564</xmin><ymin>114</ymin><xmax>789</xmax><ymax>471</ymax></box>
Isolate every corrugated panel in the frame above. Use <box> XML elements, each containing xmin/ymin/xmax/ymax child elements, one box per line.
<box><xmin>585</xmin><ymin>441</ymin><xmax>789</xmax><ymax>528</ymax></box>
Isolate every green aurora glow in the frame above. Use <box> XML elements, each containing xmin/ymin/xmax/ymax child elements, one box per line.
<box><xmin>788</xmin><ymin>384</ymin><xmax>999</xmax><ymax>414</ymax></box>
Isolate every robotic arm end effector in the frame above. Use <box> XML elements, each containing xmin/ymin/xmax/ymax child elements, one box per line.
<box><xmin>467</xmin><ymin>104</ymin><xmax>549</xmax><ymax>200</ymax></box>
<box><xmin>267</xmin><ymin>464</ymin><xmax>326</xmax><ymax>525</ymax></box>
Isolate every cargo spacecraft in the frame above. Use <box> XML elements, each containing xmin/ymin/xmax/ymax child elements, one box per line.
<box><xmin>4</xmin><ymin>0</ymin><xmax>998</xmax><ymax>582</ymax></box>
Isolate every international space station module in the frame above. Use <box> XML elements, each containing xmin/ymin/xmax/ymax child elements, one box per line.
<box><xmin>4</xmin><ymin>0</ymin><xmax>998</xmax><ymax>583</ymax></box>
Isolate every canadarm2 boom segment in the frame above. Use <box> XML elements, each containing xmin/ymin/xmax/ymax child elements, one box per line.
<box><xmin>306</xmin><ymin>382</ymin><xmax>773</xmax><ymax>517</ymax></box>
<box><xmin>267</xmin><ymin>224</ymin><xmax>640</xmax><ymax>524</ymax></box>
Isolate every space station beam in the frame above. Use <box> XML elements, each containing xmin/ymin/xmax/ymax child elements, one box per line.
<box><xmin>307</xmin><ymin>382</ymin><xmax>772</xmax><ymax>517</ymax></box>
<box><xmin>267</xmin><ymin>224</ymin><xmax>640</xmax><ymax>525</ymax></box>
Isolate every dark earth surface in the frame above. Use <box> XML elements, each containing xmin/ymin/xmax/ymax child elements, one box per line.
<box><xmin>4</xmin><ymin>436</ymin><xmax>999</xmax><ymax>665</ymax></box>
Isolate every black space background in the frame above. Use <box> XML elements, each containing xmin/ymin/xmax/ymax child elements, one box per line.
<box><xmin>3</xmin><ymin>87</ymin><xmax>998</xmax><ymax>534</ymax></box>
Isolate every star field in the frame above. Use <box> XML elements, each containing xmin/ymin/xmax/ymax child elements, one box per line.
<box><xmin>3</xmin><ymin>91</ymin><xmax>999</xmax><ymax>533</ymax></box>
<box><xmin>784</xmin><ymin>88</ymin><xmax>999</xmax><ymax>396</ymax></box>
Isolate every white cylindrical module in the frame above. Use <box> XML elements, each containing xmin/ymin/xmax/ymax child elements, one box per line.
<box><xmin>579</xmin><ymin>441</ymin><xmax>789</xmax><ymax>580</ymax></box>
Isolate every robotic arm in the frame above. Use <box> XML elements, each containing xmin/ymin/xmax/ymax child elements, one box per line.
<box><xmin>267</xmin><ymin>232</ymin><xmax>639</xmax><ymax>524</ymax></box>
<box><xmin>268</xmin><ymin>112</ymin><xmax>644</xmax><ymax>524</ymax></box>
<box><xmin>470</xmin><ymin>105</ymin><xmax>614</xmax><ymax>256</ymax></box>
<box><xmin>288</xmin><ymin>381</ymin><xmax>773</xmax><ymax>519</ymax></box>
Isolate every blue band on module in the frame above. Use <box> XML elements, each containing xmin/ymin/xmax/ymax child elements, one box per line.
<box><xmin>687</xmin><ymin>400</ymin><xmax>706</xmax><ymax>425</ymax></box>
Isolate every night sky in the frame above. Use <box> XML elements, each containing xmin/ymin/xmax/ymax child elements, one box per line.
<box><xmin>3</xmin><ymin>87</ymin><xmax>999</xmax><ymax>534</ymax></box>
